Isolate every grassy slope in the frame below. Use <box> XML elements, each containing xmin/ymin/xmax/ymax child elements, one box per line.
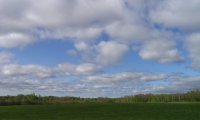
<box><xmin>0</xmin><ymin>103</ymin><xmax>200</xmax><ymax>120</ymax></box>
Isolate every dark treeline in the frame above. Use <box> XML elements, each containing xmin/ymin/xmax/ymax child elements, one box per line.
<box><xmin>0</xmin><ymin>90</ymin><xmax>200</xmax><ymax>105</ymax></box>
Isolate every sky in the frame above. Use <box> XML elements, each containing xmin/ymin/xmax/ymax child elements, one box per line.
<box><xmin>0</xmin><ymin>0</ymin><xmax>200</xmax><ymax>97</ymax></box>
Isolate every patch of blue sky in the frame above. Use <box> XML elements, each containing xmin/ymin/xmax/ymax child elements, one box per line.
<box><xmin>9</xmin><ymin>40</ymin><xmax>80</xmax><ymax>67</ymax></box>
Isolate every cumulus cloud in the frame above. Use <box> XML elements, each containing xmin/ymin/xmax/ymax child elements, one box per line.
<box><xmin>83</xmin><ymin>72</ymin><xmax>167</xmax><ymax>83</ymax></box>
<box><xmin>150</xmin><ymin>0</ymin><xmax>200</xmax><ymax>31</ymax></box>
<box><xmin>0</xmin><ymin>64</ymin><xmax>55</xmax><ymax>79</ymax></box>
<box><xmin>185</xmin><ymin>33</ymin><xmax>200</xmax><ymax>69</ymax></box>
<box><xmin>0</xmin><ymin>33</ymin><xmax>33</xmax><ymax>48</ymax></box>
<box><xmin>57</xmin><ymin>63</ymin><xmax>102</xmax><ymax>76</ymax></box>
<box><xmin>74</xmin><ymin>42</ymin><xmax>96</xmax><ymax>61</ymax></box>
<box><xmin>97</xmin><ymin>41</ymin><xmax>129</xmax><ymax>65</ymax></box>
<box><xmin>0</xmin><ymin>0</ymin><xmax>186</xmax><ymax>65</ymax></box>
<box><xmin>105</xmin><ymin>21</ymin><xmax>150</xmax><ymax>41</ymax></box>
<box><xmin>73</xmin><ymin>41</ymin><xmax>129</xmax><ymax>65</ymax></box>
<box><xmin>139</xmin><ymin>40</ymin><xmax>181</xmax><ymax>63</ymax></box>
<box><xmin>148</xmin><ymin>0</ymin><xmax>200</xmax><ymax>67</ymax></box>
<box><xmin>0</xmin><ymin>0</ymin><xmax>127</xmax><ymax>44</ymax></box>
<box><xmin>0</xmin><ymin>62</ymin><xmax>103</xmax><ymax>79</ymax></box>
<box><xmin>75</xmin><ymin>42</ymin><xmax>91</xmax><ymax>52</ymax></box>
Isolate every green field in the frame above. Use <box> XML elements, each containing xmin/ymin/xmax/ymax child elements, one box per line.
<box><xmin>0</xmin><ymin>103</ymin><xmax>200</xmax><ymax>120</ymax></box>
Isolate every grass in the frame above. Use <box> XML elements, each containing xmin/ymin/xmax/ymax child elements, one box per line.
<box><xmin>0</xmin><ymin>103</ymin><xmax>200</xmax><ymax>120</ymax></box>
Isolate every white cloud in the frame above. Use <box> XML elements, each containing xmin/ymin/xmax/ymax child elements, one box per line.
<box><xmin>149</xmin><ymin>0</ymin><xmax>200</xmax><ymax>67</ymax></box>
<box><xmin>0</xmin><ymin>0</ymin><xmax>186</xmax><ymax>65</ymax></box>
<box><xmin>0</xmin><ymin>0</ymin><xmax>127</xmax><ymax>45</ymax></box>
<box><xmin>28</xmin><ymin>0</ymin><xmax>124</xmax><ymax>27</ymax></box>
<box><xmin>185</xmin><ymin>33</ymin><xmax>200</xmax><ymax>69</ymax></box>
<box><xmin>0</xmin><ymin>62</ymin><xmax>103</xmax><ymax>79</ymax></box>
<box><xmin>36</xmin><ymin>27</ymin><xmax>103</xmax><ymax>41</ymax></box>
<box><xmin>75</xmin><ymin>42</ymin><xmax>91</xmax><ymax>51</ymax></box>
<box><xmin>150</xmin><ymin>0</ymin><xmax>200</xmax><ymax>31</ymax></box>
<box><xmin>76</xmin><ymin>63</ymin><xmax>102</xmax><ymax>75</ymax></box>
<box><xmin>97</xmin><ymin>41</ymin><xmax>129</xmax><ymax>65</ymax></box>
<box><xmin>105</xmin><ymin>21</ymin><xmax>150</xmax><ymax>41</ymax></box>
<box><xmin>0</xmin><ymin>64</ymin><xmax>55</xmax><ymax>79</ymax></box>
<box><xmin>57</xmin><ymin>63</ymin><xmax>102</xmax><ymax>76</ymax></box>
<box><xmin>139</xmin><ymin>40</ymin><xmax>181</xmax><ymax>63</ymax></box>
<box><xmin>0</xmin><ymin>0</ymin><xmax>31</xmax><ymax>31</ymax></box>
<box><xmin>0</xmin><ymin>33</ymin><xmax>33</xmax><ymax>48</ymax></box>
<box><xmin>84</xmin><ymin>72</ymin><xmax>167</xmax><ymax>83</ymax></box>
<box><xmin>0</xmin><ymin>0</ymin><xmax>154</xmax><ymax>45</ymax></box>
<box><xmin>74</xmin><ymin>42</ymin><xmax>95</xmax><ymax>61</ymax></box>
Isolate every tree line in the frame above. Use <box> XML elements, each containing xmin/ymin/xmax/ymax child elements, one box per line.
<box><xmin>0</xmin><ymin>90</ymin><xmax>200</xmax><ymax>105</ymax></box>
<box><xmin>116</xmin><ymin>90</ymin><xmax>200</xmax><ymax>103</ymax></box>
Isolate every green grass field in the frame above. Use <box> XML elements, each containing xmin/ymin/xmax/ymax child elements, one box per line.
<box><xmin>0</xmin><ymin>103</ymin><xmax>199</xmax><ymax>120</ymax></box>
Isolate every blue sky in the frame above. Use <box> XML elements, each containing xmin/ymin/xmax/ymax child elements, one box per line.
<box><xmin>0</xmin><ymin>0</ymin><xmax>200</xmax><ymax>97</ymax></box>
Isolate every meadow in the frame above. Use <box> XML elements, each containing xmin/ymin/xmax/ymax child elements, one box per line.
<box><xmin>0</xmin><ymin>103</ymin><xmax>200</xmax><ymax>120</ymax></box>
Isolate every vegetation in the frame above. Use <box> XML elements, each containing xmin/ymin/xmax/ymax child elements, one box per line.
<box><xmin>0</xmin><ymin>90</ymin><xmax>200</xmax><ymax>105</ymax></box>
<box><xmin>0</xmin><ymin>90</ymin><xmax>199</xmax><ymax>120</ymax></box>
<box><xmin>117</xmin><ymin>90</ymin><xmax>200</xmax><ymax>103</ymax></box>
<box><xmin>0</xmin><ymin>103</ymin><xmax>199</xmax><ymax>120</ymax></box>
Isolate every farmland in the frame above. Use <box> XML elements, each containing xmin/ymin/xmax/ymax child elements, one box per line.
<box><xmin>0</xmin><ymin>103</ymin><xmax>200</xmax><ymax>120</ymax></box>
